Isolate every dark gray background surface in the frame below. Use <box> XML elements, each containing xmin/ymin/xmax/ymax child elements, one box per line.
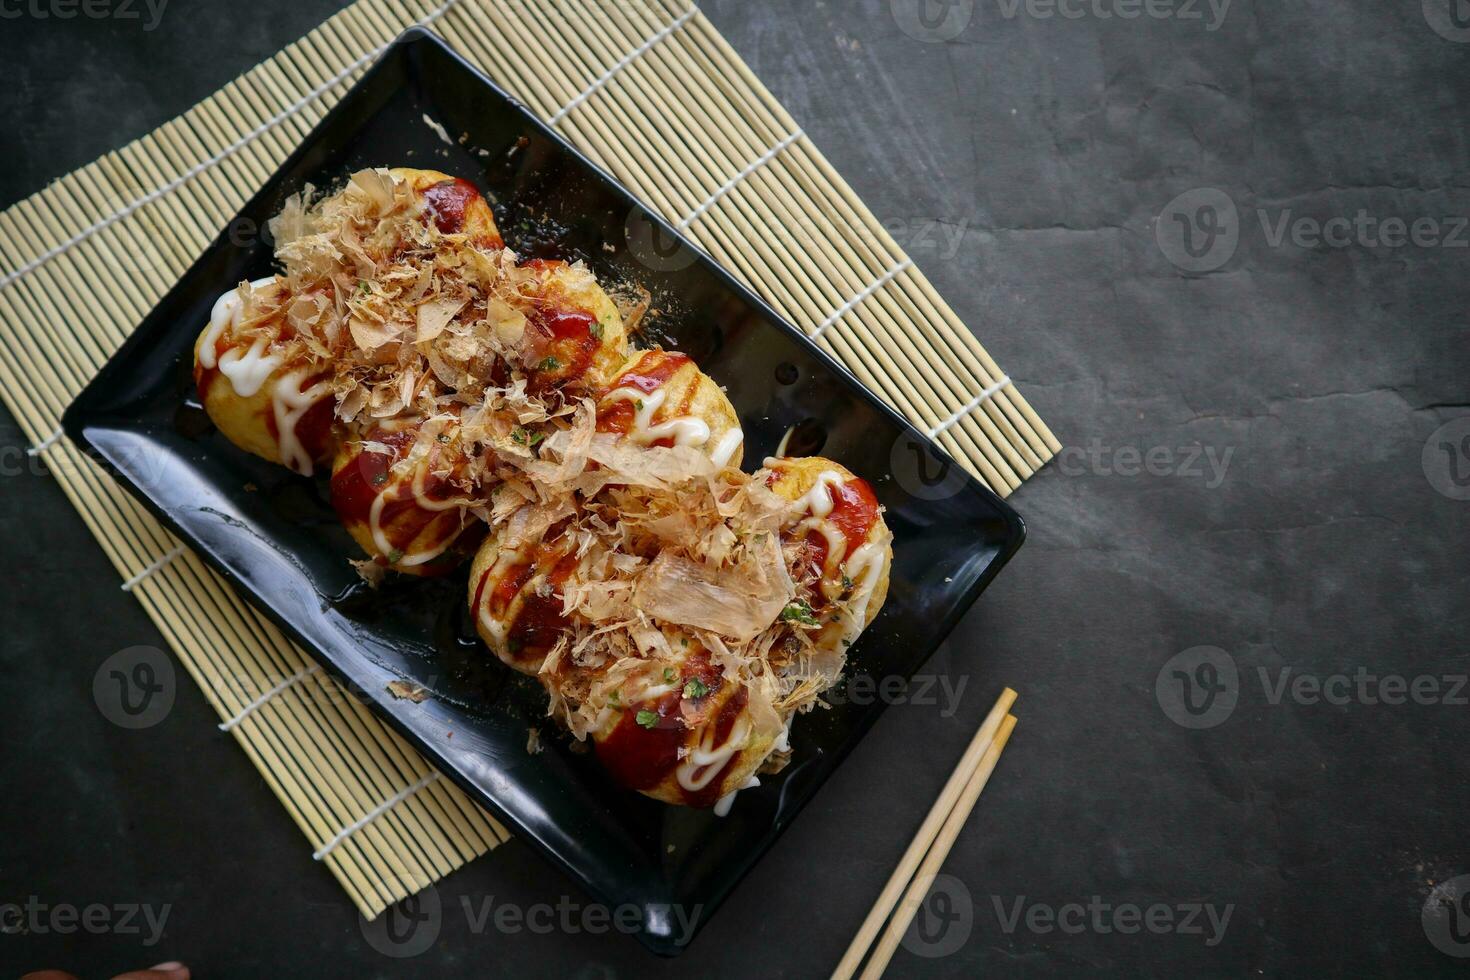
<box><xmin>2</xmin><ymin>1</ymin><xmax>1468</xmax><ymax>976</ymax></box>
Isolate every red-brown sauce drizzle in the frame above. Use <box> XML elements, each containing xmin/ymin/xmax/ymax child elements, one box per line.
<box><xmin>525</xmin><ymin>306</ymin><xmax>599</xmax><ymax>392</ymax></box>
<box><xmin>421</xmin><ymin>178</ymin><xmax>481</xmax><ymax>234</ymax></box>
<box><xmin>515</xmin><ymin>259</ymin><xmax>603</xmax><ymax>392</ymax></box>
<box><xmin>790</xmin><ymin>475</ymin><xmax>881</xmax><ymax>602</ymax></box>
<box><xmin>594</xmin><ymin>652</ymin><xmax>748</xmax><ymax>806</ymax></box>
<box><xmin>505</xmin><ymin>551</ymin><xmax>579</xmax><ymax>658</ymax></box>
<box><xmin>328</xmin><ymin>426</ymin><xmax>477</xmax><ymax>574</ymax></box>
<box><xmin>596</xmin><ymin>350</ymin><xmax>693</xmax><ymax>439</ymax></box>
<box><xmin>259</xmin><ymin>372</ymin><xmax>336</xmax><ymax>462</ymax></box>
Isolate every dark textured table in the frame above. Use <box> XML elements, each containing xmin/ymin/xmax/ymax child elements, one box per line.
<box><xmin>3</xmin><ymin>1</ymin><xmax>1468</xmax><ymax>976</ymax></box>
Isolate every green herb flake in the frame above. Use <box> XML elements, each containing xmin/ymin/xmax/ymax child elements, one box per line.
<box><xmin>841</xmin><ymin>574</ymin><xmax>854</xmax><ymax>591</ymax></box>
<box><xmin>682</xmin><ymin>678</ymin><xmax>709</xmax><ymax>700</ymax></box>
<box><xmin>781</xmin><ymin>600</ymin><xmax>820</xmax><ymax>626</ymax></box>
<box><xmin>512</xmin><ymin>426</ymin><xmax>546</xmax><ymax>449</ymax></box>
<box><xmin>357</xmin><ymin>279</ymin><xmax>371</xmax><ymax>295</ymax></box>
<box><xmin>589</xmin><ymin>320</ymin><xmax>605</xmax><ymax>340</ymax></box>
<box><xmin>608</xmin><ymin>688</ymin><xmax>621</xmax><ymax>707</ymax></box>
<box><xmin>537</xmin><ymin>355</ymin><xmax>561</xmax><ymax>371</ymax></box>
<box><xmin>635</xmin><ymin>710</ymin><xmax>659</xmax><ymax>729</ymax></box>
<box><xmin>663</xmin><ymin>667</ymin><xmax>676</xmax><ymax>683</ymax></box>
<box><xmin>387</xmin><ymin>549</ymin><xmax>404</xmax><ymax>564</ymax></box>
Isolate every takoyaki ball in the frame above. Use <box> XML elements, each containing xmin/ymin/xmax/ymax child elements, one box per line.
<box><xmin>194</xmin><ymin>276</ymin><xmax>338</xmax><ymax>476</ymax></box>
<box><xmin>514</xmin><ymin>259</ymin><xmax>630</xmax><ymax>395</ymax></box>
<box><xmin>760</xmin><ymin>456</ymin><xmax>893</xmax><ymax>643</ymax></box>
<box><xmin>467</xmin><ymin>521</ymin><xmax>591</xmax><ymax>675</ymax></box>
<box><xmin>330</xmin><ymin>415</ymin><xmax>485</xmax><ymax>577</ymax></box>
<box><xmin>589</xmin><ymin>642</ymin><xmax>781</xmax><ymax>808</ymax></box>
<box><xmin>390</xmin><ymin>167</ymin><xmax>503</xmax><ymax>248</ymax></box>
<box><xmin>595</xmin><ymin>349</ymin><xmax>744</xmax><ymax>468</ymax></box>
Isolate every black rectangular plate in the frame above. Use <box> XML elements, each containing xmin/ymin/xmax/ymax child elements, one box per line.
<box><xmin>63</xmin><ymin>29</ymin><xmax>1025</xmax><ymax>956</ymax></box>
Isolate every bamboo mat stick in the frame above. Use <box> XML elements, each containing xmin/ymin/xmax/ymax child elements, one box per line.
<box><xmin>831</xmin><ymin>688</ymin><xmax>1016</xmax><ymax>980</ymax></box>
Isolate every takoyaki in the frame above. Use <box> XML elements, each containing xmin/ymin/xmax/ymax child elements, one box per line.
<box><xmin>595</xmin><ymin>349</ymin><xmax>744</xmax><ymax>468</ymax></box>
<box><xmin>330</xmin><ymin>414</ymin><xmax>485</xmax><ymax>576</ymax></box>
<box><xmin>467</xmin><ymin>519</ymin><xmax>592</xmax><ymax>675</ymax></box>
<box><xmin>587</xmin><ymin>641</ymin><xmax>782</xmax><ymax>808</ymax></box>
<box><xmin>191</xmin><ymin>163</ymin><xmax>901</xmax><ymax>813</ymax></box>
<box><xmin>194</xmin><ymin>276</ymin><xmax>337</xmax><ymax>476</ymax></box>
<box><xmin>513</xmin><ymin>259</ymin><xmax>630</xmax><ymax>394</ymax></box>
<box><xmin>760</xmin><ymin>456</ymin><xmax>893</xmax><ymax>649</ymax></box>
<box><xmin>391</xmin><ymin>167</ymin><xmax>504</xmax><ymax>248</ymax></box>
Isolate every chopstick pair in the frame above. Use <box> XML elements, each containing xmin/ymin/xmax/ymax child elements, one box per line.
<box><xmin>831</xmin><ymin>687</ymin><xmax>1019</xmax><ymax>980</ymax></box>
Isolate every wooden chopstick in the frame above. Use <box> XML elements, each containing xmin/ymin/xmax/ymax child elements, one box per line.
<box><xmin>831</xmin><ymin>688</ymin><xmax>1018</xmax><ymax>980</ymax></box>
<box><xmin>857</xmin><ymin>713</ymin><xmax>1017</xmax><ymax>979</ymax></box>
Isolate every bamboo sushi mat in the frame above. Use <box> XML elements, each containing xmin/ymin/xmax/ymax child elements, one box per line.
<box><xmin>0</xmin><ymin>0</ymin><xmax>1059</xmax><ymax>919</ymax></box>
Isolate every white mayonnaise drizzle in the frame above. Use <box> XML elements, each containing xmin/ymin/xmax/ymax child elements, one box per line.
<box><xmin>773</xmin><ymin>426</ymin><xmax>795</xmax><ymax>459</ymax></box>
<box><xmin>603</xmin><ymin>386</ymin><xmax>710</xmax><ymax>448</ymax></box>
<box><xmin>841</xmin><ymin>539</ymin><xmax>890</xmax><ymax>640</ymax></box>
<box><xmin>604</xmin><ymin>382</ymin><xmax>746</xmax><ymax>465</ymax></box>
<box><xmin>271</xmin><ymin>369</ymin><xmax>332</xmax><ymax>476</ymax></box>
<box><xmin>798</xmin><ymin>516</ymin><xmax>849</xmax><ymax>589</ymax></box>
<box><xmin>714</xmin><ymin>774</ymin><xmax>760</xmax><ymax>817</ymax></box>
<box><xmin>772</xmin><ymin>716</ymin><xmax>792</xmax><ymax>754</ymax></box>
<box><xmin>779</xmin><ymin>464</ymin><xmax>893</xmax><ymax>639</ymax></box>
<box><xmin>794</xmin><ymin>470</ymin><xmax>848</xmax><ymax>518</ymax></box>
<box><xmin>676</xmin><ymin>716</ymin><xmax>751</xmax><ymax>792</ymax></box>
<box><xmin>476</xmin><ymin>546</ymin><xmax>528</xmax><ymax>645</ymax></box>
<box><xmin>199</xmin><ymin>277</ymin><xmax>277</xmax><ymax>370</ymax></box>
<box><xmin>217</xmin><ymin>337</ymin><xmax>282</xmax><ymax>398</ymax></box>
<box><xmin>708</xmin><ymin>428</ymin><xmax>744</xmax><ymax>468</ymax></box>
<box><xmin>367</xmin><ymin>456</ymin><xmax>475</xmax><ymax>566</ymax></box>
